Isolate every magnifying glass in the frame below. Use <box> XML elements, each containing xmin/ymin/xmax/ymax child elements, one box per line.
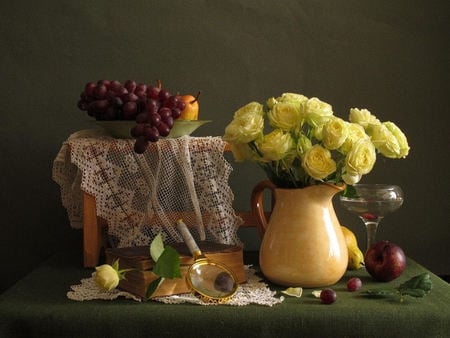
<box><xmin>176</xmin><ymin>219</ymin><xmax>238</xmax><ymax>303</ymax></box>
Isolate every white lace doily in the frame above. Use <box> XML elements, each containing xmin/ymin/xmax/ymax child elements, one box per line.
<box><xmin>67</xmin><ymin>266</ymin><xmax>284</xmax><ymax>307</ymax></box>
<box><xmin>52</xmin><ymin>130</ymin><xmax>243</xmax><ymax>248</ymax></box>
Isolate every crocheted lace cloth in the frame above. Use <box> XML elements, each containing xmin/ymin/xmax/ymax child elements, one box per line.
<box><xmin>52</xmin><ymin>130</ymin><xmax>242</xmax><ymax>247</ymax></box>
<box><xmin>67</xmin><ymin>266</ymin><xmax>284</xmax><ymax>307</ymax></box>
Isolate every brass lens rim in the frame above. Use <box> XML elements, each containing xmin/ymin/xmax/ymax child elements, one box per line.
<box><xmin>186</xmin><ymin>259</ymin><xmax>238</xmax><ymax>301</ymax></box>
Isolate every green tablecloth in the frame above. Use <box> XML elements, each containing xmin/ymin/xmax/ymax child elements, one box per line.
<box><xmin>1</xmin><ymin>250</ymin><xmax>449</xmax><ymax>338</ymax></box>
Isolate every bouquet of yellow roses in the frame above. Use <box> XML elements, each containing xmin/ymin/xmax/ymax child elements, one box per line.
<box><xmin>223</xmin><ymin>93</ymin><xmax>409</xmax><ymax>188</ymax></box>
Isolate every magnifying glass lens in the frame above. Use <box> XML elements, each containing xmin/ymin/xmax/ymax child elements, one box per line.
<box><xmin>189</xmin><ymin>263</ymin><xmax>237</xmax><ymax>298</ymax></box>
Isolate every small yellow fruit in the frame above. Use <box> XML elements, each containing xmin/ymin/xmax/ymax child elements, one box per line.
<box><xmin>341</xmin><ymin>225</ymin><xmax>358</xmax><ymax>248</ymax></box>
<box><xmin>347</xmin><ymin>245</ymin><xmax>364</xmax><ymax>270</ymax></box>
<box><xmin>341</xmin><ymin>225</ymin><xmax>364</xmax><ymax>270</ymax></box>
<box><xmin>179</xmin><ymin>91</ymin><xmax>200</xmax><ymax>120</ymax></box>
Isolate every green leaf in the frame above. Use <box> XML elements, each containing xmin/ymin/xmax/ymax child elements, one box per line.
<box><xmin>146</xmin><ymin>277</ymin><xmax>164</xmax><ymax>299</ymax></box>
<box><xmin>341</xmin><ymin>185</ymin><xmax>358</xmax><ymax>198</ymax></box>
<box><xmin>361</xmin><ymin>273</ymin><xmax>433</xmax><ymax>300</ymax></box>
<box><xmin>150</xmin><ymin>233</ymin><xmax>165</xmax><ymax>262</ymax></box>
<box><xmin>398</xmin><ymin>273</ymin><xmax>432</xmax><ymax>297</ymax></box>
<box><xmin>152</xmin><ymin>246</ymin><xmax>181</xmax><ymax>279</ymax></box>
<box><xmin>399</xmin><ymin>288</ymin><xmax>427</xmax><ymax>298</ymax></box>
<box><xmin>361</xmin><ymin>288</ymin><xmax>398</xmax><ymax>298</ymax></box>
<box><xmin>111</xmin><ymin>259</ymin><xmax>120</xmax><ymax>271</ymax></box>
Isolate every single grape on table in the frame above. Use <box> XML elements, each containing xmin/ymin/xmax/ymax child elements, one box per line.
<box><xmin>346</xmin><ymin>277</ymin><xmax>362</xmax><ymax>292</ymax></box>
<box><xmin>320</xmin><ymin>289</ymin><xmax>337</xmax><ymax>304</ymax></box>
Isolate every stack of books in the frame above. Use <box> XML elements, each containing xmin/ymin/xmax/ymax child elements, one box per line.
<box><xmin>105</xmin><ymin>242</ymin><xmax>246</xmax><ymax>299</ymax></box>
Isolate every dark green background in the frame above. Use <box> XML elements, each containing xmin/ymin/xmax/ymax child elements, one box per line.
<box><xmin>1</xmin><ymin>0</ymin><xmax>449</xmax><ymax>293</ymax></box>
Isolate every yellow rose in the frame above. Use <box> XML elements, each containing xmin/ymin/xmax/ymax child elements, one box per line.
<box><xmin>276</xmin><ymin>92</ymin><xmax>309</xmax><ymax>104</ymax></box>
<box><xmin>322</xmin><ymin>117</ymin><xmax>348</xmax><ymax>150</ymax></box>
<box><xmin>268</xmin><ymin>101</ymin><xmax>304</xmax><ymax>131</ymax></box>
<box><xmin>266</xmin><ymin>93</ymin><xmax>309</xmax><ymax>109</ymax></box>
<box><xmin>342</xmin><ymin>172</ymin><xmax>362</xmax><ymax>185</ymax></box>
<box><xmin>301</xmin><ymin>97</ymin><xmax>333</xmax><ymax>127</ymax></box>
<box><xmin>349</xmin><ymin>108</ymin><xmax>380</xmax><ymax>129</ymax></box>
<box><xmin>383</xmin><ymin>121</ymin><xmax>410</xmax><ymax>158</ymax></box>
<box><xmin>233</xmin><ymin>101</ymin><xmax>264</xmax><ymax>118</ymax></box>
<box><xmin>266</xmin><ymin>97</ymin><xmax>277</xmax><ymax>109</ymax></box>
<box><xmin>301</xmin><ymin>144</ymin><xmax>337</xmax><ymax>180</ymax></box>
<box><xmin>258</xmin><ymin>129</ymin><xmax>294</xmax><ymax>161</ymax></box>
<box><xmin>95</xmin><ymin>264</ymin><xmax>120</xmax><ymax>291</ymax></box>
<box><xmin>223</xmin><ymin>108</ymin><xmax>264</xmax><ymax>144</ymax></box>
<box><xmin>345</xmin><ymin>138</ymin><xmax>376</xmax><ymax>175</ymax></box>
<box><xmin>339</xmin><ymin>123</ymin><xmax>369</xmax><ymax>154</ymax></box>
<box><xmin>312</xmin><ymin>124</ymin><xmax>324</xmax><ymax>141</ymax></box>
<box><xmin>369</xmin><ymin>123</ymin><xmax>401</xmax><ymax>159</ymax></box>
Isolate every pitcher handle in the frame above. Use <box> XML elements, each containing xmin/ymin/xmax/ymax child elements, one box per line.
<box><xmin>251</xmin><ymin>180</ymin><xmax>276</xmax><ymax>239</ymax></box>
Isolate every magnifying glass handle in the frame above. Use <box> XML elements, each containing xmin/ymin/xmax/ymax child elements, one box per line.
<box><xmin>176</xmin><ymin>219</ymin><xmax>202</xmax><ymax>258</ymax></box>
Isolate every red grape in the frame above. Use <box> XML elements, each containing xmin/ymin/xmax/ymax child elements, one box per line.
<box><xmin>115</xmin><ymin>86</ymin><xmax>128</xmax><ymax>97</ymax></box>
<box><xmin>176</xmin><ymin>99</ymin><xmax>186</xmax><ymax>111</ymax></box>
<box><xmin>214</xmin><ymin>272</ymin><xmax>234</xmax><ymax>293</ymax></box>
<box><xmin>163</xmin><ymin>95</ymin><xmax>179</xmax><ymax>109</ymax></box>
<box><xmin>148</xmin><ymin>113</ymin><xmax>161</xmax><ymax>126</ymax></box>
<box><xmin>159</xmin><ymin>89</ymin><xmax>170</xmax><ymax>100</ymax></box>
<box><xmin>320</xmin><ymin>289</ymin><xmax>337</xmax><ymax>304</ymax></box>
<box><xmin>146</xmin><ymin>86</ymin><xmax>160</xmax><ymax>99</ymax></box>
<box><xmin>346</xmin><ymin>277</ymin><xmax>362</xmax><ymax>292</ymax></box>
<box><xmin>97</xmin><ymin>79</ymin><xmax>111</xmax><ymax>87</ymax></box>
<box><xmin>159</xmin><ymin>107</ymin><xmax>172</xmax><ymax>120</ymax></box>
<box><xmin>134</xmin><ymin>136</ymin><xmax>148</xmax><ymax>154</ymax></box>
<box><xmin>122</xmin><ymin>101</ymin><xmax>137</xmax><ymax>116</ymax></box>
<box><xmin>130</xmin><ymin>124</ymin><xmax>145</xmax><ymax>138</ymax></box>
<box><xmin>109</xmin><ymin>80</ymin><xmax>122</xmax><ymax>92</ymax></box>
<box><xmin>124</xmin><ymin>80</ymin><xmax>137</xmax><ymax>93</ymax></box>
<box><xmin>105</xmin><ymin>90</ymin><xmax>117</xmax><ymax>100</ymax></box>
<box><xmin>135</xmin><ymin>113</ymin><xmax>147</xmax><ymax>124</ymax></box>
<box><xmin>122</xmin><ymin>92</ymin><xmax>139</xmax><ymax>102</ymax></box>
<box><xmin>145</xmin><ymin>99</ymin><xmax>159</xmax><ymax>114</ymax></box>
<box><xmin>135</xmin><ymin>83</ymin><xmax>147</xmax><ymax>93</ymax></box>
<box><xmin>163</xmin><ymin>115</ymin><xmax>174</xmax><ymax>128</ymax></box>
<box><xmin>110</xmin><ymin>96</ymin><xmax>123</xmax><ymax>107</ymax></box>
<box><xmin>144</xmin><ymin>126</ymin><xmax>160</xmax><ymax>142</ymax></box>
<box><xmin>94</xmin><ymin>84</ymin><xmax>108</xmax><ymax>99</ymax></box>
<box><xmin>89</xmin><ymin>99</ymin><xmax>109</xmax><ymax>113</ymax></box>
<box><xmin>84</xmin><ymin>82</ymin><xmax>96</xmax><ymax>96</ymax></box>
<box><xmin>171</xmin><ymin>108</ymin><xmax>181</xmax><ymax>119</ymax></box>
<box><xmin>135</xmin><ymin>89</ymin><xmax>147</xmax><ymax>99</ymax></box>
<box><xmin>157</xmin><ymin>122</ymin><xmax>170</xmax><ymax>137</ymax></box>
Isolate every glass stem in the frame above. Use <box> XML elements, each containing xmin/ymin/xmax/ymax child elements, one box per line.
<box><xmin>364</xmin><ymin>221</ymin><xmax>380</xmax><ymax>252</ymax></box>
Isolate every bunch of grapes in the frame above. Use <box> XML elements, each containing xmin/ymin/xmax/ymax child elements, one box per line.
<box><xmin>77</xmin><ymin>79</ymin><xmax>186</xmax><ymax>153</ymax></box>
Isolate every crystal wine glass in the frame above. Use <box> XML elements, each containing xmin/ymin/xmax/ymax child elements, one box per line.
<box><xmin>339</xmin><ymin>184</ymin><xmax>404</xmax><ymax>252</ymax></box>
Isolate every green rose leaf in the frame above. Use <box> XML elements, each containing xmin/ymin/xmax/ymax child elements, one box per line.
<box><xmin>144</xmin><ymin>234</ymin><xmax>182</xmax><ymax>299</ymax></box>
<box><xmin>398</xmin><ymin>273</ymin><xmax>432</xmax><ymax>296</ymax></box>
<box><xmin>342</xmin><ymin>185</ymin><xmax>358</xmax><ymax>198</ymax></box>
<box><xmin>361</xmin><ymin>288</ymin><xmax>397</xmax><ymax>298</ymax></box>
<box><xmin>361</xmin><ymin>273</ymin><xmax>433</xmax><ymax>301</ymax></box>
<box><xmin>150</xmin><ymin>233</ymin><xmax>165</xmax><ymax>262</ymax></box>
<box><xmin>152</xmin><ymin>245</ymin><xmax>181</xmax><ymax>279</ymax></box>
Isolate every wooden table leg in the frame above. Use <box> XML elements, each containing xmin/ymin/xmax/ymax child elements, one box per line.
<box><xmin>82</xmin><ymin>192</ymin><xmax>104</xmax><ymax>267</ymax></box>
